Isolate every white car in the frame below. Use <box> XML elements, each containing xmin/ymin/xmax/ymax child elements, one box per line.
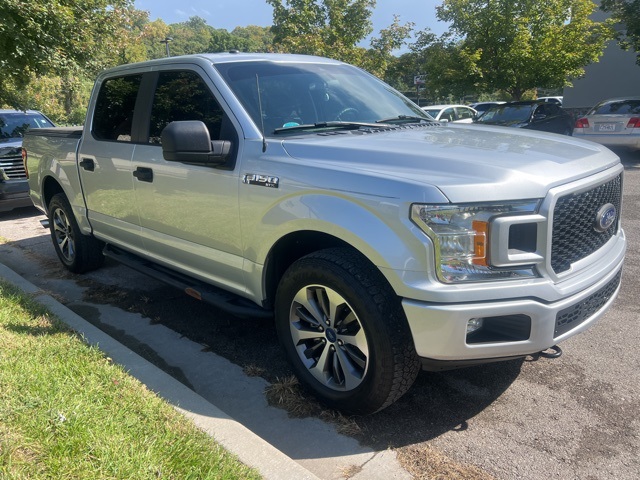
<box><xmin>537</xmin><ymin>96</ymin><xmax>563</xmax><ymax>105</ymax></box>
<box><xmin>468</xmin><ymin>101</ymin><xmax>505</xmax><ymax>115</ymax></box>
<box><xmin>573</xmin><ymin>97</ymin><xmax>640</xmax><ymax>150</ymax></box>
<box><xmin>421</xmin><ymin>104</ymin><xmax>477</xmax><ymax>123</ymax></box>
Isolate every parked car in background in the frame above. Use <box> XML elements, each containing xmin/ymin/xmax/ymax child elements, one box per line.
<box><xmin>474</xmin><ymin>101</ymin><xmax>573</xmax><ymax>135</ymax></box>
<box><xmin>468</xmin><ymin>101</ymin><xmax>505</xmax><ymax>115</ymax></box>
<box><xmin>421</xmin><ymin>104</ymin><xmax>477</xmax><ymax>123</ymax></box>
<box><xmin>537</xmin><ymin>96</ymin><xmax>563</xmax><ymax>105</ymax></box>
<box><xmin>573</xmin><ymin>97</ymin><xmax>640</xmax><ymax>150</ymax></box>
<box><xmin>1</xmin><ymin>109</ymin><xmax>55</xmax><ymax>212</ymax></box>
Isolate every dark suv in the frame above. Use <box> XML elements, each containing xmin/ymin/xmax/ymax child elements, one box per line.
<box><xmin>1</xmin><ymin>109</ymin><xmax>55</xmax><ymax>212</ymax></box>
<box><xmin>474</xmin><ymin>101</ymin><xmax>573</xmax><ymax>136</ymax></box>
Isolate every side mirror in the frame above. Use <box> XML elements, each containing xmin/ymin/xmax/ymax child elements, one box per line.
<box><xmin>533</xmin><ymin>114</ymin><xmax>547</xmax><ymax>122</ymax></box>
<box><xmin>161</xmin><ymin>121</ymin><xmax>231</xmax><ymax>165</ymax></box>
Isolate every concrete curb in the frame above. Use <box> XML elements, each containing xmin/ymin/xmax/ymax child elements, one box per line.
<box><xmin>0</xmin><ymin>262</ymin><xmax>320</xmax><ymax>480</ymax></box>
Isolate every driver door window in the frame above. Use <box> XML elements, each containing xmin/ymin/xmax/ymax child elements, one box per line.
<box><xmin>148</xmin><ymin>71</ymin><xmax>224</xmax><ymax>144</ymax></box>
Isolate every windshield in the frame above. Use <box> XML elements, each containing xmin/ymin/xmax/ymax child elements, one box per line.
<box><xmin>0</xmin><ymin>112</ymin><xmax>54</xmax><ymax>143</ymax></box>
<box><xmin>214</xmin><ymin>61</ymin><xmax>430</xmax><ymax>135</ymax></box>
<box><xmin>476</xmin><ymin>105</ymin><xmax>534</xmax><ymax>124</ymax></box>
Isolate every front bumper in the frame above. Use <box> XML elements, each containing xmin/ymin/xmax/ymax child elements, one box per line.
<box><xmin>402</xmin><ymin>258</ymin><xmax>623</xmax><ymax>369</ymax></box>
<box><xmin>0</xmin><ymin>179</ymin><xmax>32</xmax><ymax>212</ymax></box>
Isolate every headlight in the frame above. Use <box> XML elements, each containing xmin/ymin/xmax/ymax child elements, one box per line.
<box><xmin>411</xmin><ymin>201</ymin><xmax>540</xmax><ymax>283</ymax></box>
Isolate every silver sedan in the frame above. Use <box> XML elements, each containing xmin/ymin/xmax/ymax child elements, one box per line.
<box><xmin>573</xmin><ymin>97</ymin><xmax>640</xmax><ymax>150</ymax></box>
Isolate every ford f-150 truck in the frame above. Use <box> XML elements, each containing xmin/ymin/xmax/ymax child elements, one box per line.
<box><xmin>23</xmin><ymin>53</ymin><xmax>626</xmax><ymax>414</ymax></box>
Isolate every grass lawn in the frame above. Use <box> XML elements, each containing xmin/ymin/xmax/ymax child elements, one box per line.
<box><xmin>0</xmin><ymin>280</ymin><xmax>260</xmax><ymax>479</ymax></box>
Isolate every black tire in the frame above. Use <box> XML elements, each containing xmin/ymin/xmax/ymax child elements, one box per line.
<box><xmin>48</xmin><ymin>193</ymin><xmax>105</xmax><ymax>273</ymax></box>
<box><xmin>275</xmin><ymin>248</ymin><xmax>420</xmax><ymax>415</ymax></box>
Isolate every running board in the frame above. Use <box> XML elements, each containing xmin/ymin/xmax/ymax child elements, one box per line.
<box><xmin>103</xmin><ymin>244</ymin><xmax>272</xmax><ymax>319</ymax></box>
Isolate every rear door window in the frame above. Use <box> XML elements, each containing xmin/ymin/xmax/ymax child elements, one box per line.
<box><xmin>92</xmin><ymin>75</ymin><xmax>143</xmax><ymax>142</ymax></box>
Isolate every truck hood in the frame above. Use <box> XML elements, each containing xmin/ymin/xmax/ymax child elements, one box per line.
<box><xmin>280</xmin><ymin>124</ymin><xmax>620</xmax><ymax>203</ymax></box>
<box><xmin>0</xmin><ymin>140</ymin><xmax>22</xmax><ymax>156</ymax></box>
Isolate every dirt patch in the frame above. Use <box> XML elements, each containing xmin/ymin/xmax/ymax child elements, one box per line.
<box><xmin>398</xmin><ymin>444</ymin><xmax>495</xmax><ymax>480</ymax></box>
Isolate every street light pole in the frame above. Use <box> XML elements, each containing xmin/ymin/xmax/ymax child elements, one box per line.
<box><xmin>160</xmin><ymin>37</ymin><xmax>173</xmax><ymax>57</ymax></box>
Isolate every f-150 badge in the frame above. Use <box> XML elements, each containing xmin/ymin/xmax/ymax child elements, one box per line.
<box><xmin>243</xmin><ymin>174</ymin><xmax>279</xmax><ymax>188</ymax></box>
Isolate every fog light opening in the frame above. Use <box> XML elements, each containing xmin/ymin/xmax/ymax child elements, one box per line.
<box><xmin>466</xmin><ymin>318</ymin><xmax>484</xmax><ymax>335</ymax></box>
<box><xmin>466</xmin><ymin>314</ymin><xmax>532</xmax><ymax>344</ymax></box>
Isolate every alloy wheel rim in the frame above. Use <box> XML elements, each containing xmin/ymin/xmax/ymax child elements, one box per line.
<box><xmin>289</xmin><ymin>285</ymin><xmax>369</xmax><ymax>391</ymax></box>
<box><xmin>52</xmin><ymin>207</ymin><xmax>75</xmax><ymax>262</ymax></box>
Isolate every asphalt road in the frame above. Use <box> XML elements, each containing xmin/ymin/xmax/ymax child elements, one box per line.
<box><xmin>1</xmin><ymin>148</ymin><xmax>639</xmax><ymax>479</ymax></box>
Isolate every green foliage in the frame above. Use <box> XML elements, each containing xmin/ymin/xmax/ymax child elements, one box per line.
<box><xmin>435</xmin><ymin>0</ymin><xmax>615</xmax><ymax>100</ymax></box>
<box><xmin>364</xmin><ymin>15</ymin><xmax>414</xmax><ymax>79</ymax></box>
<box><xmin>231</xmin><ymin>26</ymin><xmax>275</xmax><ymax>52</ymax></box>
<box><xmin>167</xmin><ymin>16</ymin><xmax>213</xmax><ymax>56</ymax></box>
<box><xmin>267</xmin><ymin>0</ymin><xmax>412</xmax><ymax>79</ymax></box>
<box><xmin>0</xmin><ymin>0</ymin><xmax>136</xmax><ymax>109</ymax></box>
<box><xmin>142</xmin><ymin>19</ymin><xmax>172</xmax><ymax>60</ymax></box>
<box><xmin>601</xmin><ymin>0</ymin><xmax>640</xmax><ymax>65</ymax></box>
<box><xmin>407</xmin><ymin>30</ymin><xmax>483</xmax><ymax>101</ymax></box>
<box><xmin>267</xmin><ymin>0</ymin><xmax>375</xmax><ymax>62</ymax></box>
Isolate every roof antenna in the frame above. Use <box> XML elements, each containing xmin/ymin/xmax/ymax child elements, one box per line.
<box><xmin>256</xmin><ymin>74</ymin><xmax>267</xmax><ymax>152</ymax></box>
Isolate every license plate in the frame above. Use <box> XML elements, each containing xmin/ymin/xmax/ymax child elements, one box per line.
<box><xmin>597</xmin><ymin>123</ymin><xmax>616</xmax><ymax>132</ymax></box>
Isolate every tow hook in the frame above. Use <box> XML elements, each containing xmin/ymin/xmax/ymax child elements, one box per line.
<box><xmin>539</xmin><ymin>344</ymin><xmax>563</xmax><ymax>359</ymax></box>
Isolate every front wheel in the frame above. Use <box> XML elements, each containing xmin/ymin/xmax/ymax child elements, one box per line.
<box><xmin>275</xmin><ymin>248</ymin><xmax>420</xmax><ymax>414</ymax></box>
<box><xmin>48</xmin><ymin>193</ymin><xmax>105</xmax><ymax>273</ymax></box>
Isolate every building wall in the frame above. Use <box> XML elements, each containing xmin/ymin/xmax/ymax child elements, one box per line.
<box><xmin>563</xmin><ymin>5</ymin><xmax>640</xmax><ymax>109</ymax></box>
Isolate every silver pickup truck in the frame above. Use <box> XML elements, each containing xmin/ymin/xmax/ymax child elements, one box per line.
<box><xmin>24</xmin><ymin>53</ymin><xmax>626</xmax><ymax>414</ymax></box>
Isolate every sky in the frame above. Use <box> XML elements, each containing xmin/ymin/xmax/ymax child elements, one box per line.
<box><xmin>133</xmin><ymin>0</ymin><xmax>448</xmax><ymax>40</ymax></box>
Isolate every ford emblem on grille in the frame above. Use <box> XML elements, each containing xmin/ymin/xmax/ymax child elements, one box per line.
<box><xmin>594</xmin><ymin>203</ymin><xmax>617</xmax><ymax>232</ymax></box>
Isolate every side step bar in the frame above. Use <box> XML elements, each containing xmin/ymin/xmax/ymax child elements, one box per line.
<box><xmin>103</xmin><ymin>244</ymin><xmax>272</xmax><ymax>319</ymax></box>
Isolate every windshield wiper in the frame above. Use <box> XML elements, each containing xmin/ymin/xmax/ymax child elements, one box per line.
<box><xmin>273</xmin><ymin>121</ymin><xmax>390</xmax><ymax>134</ymax></box>
<box><xmin>375</xmin><ymin>115</ymin><xmax>431</xmax><ymax>124</ymax></box>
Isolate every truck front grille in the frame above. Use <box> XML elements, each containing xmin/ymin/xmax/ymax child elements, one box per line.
<box><xmin>0</xmin><ymin>152</ymin><xmax>27</xmax><ymax>179</ymax></box>
<box><xmin>551</xmin><ymin>174</ymin><xmax>622</xmax><ymax>273</ymax></box>
<box><xmin>554</xmin><ymin>269</ymin><xmax>621</xmax><ymax>338</ymax></box>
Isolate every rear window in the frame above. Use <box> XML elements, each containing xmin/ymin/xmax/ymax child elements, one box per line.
<box><xmin>590</xmin><ymin>99</ymin><xmax>640</xmax><ymax>115</ymax></box>
<box><xmin>0</xmin><ymin>112</ymin><xmax>54</xmax><ymax>142</ymax></box>
<box><xmin>92</xmin><ymin>74</ymin><xmax>143</xmax><ymax>142</ymax></box>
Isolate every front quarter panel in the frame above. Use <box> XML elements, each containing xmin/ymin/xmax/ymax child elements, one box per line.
<box><xmin>238</xmin><ymin>142</ymin><xmax>450</xmax><ymax>298</ymax></box>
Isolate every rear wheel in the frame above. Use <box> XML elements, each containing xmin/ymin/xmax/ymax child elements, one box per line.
<box><xmin>275</xmin><ymin>248</ymin><xmax>420</xmax><ymax>414</ymax></box>
<box><xmin>49</xmin><ymin>193</ymin><xmax>104</xmax><ymax>273</ymax></box>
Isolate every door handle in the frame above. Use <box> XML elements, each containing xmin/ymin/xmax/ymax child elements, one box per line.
<box><xmin>133</xmin><ymin>167</ymin><xmax>153</xmax><ymax>182</ymax></box>
<box><xmin>79</xmin><ymin>158</ymin><xmax>95</xmax><ymax>171</ymax></box>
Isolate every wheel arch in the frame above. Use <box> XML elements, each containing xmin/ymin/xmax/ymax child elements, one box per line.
<box><xmin>263</xmin><ymin>231</ymin><xmax>350</xmax><ymax>308</ymax></box>
<box><xmin>41</xmin><ymin>175</ymin><xmax>65</xmax><ymax>212</ymax></box>
<box><xmin>262</xmin><ymin>227</ymin><xmax>413</xmax><ymax>310</ymax></box>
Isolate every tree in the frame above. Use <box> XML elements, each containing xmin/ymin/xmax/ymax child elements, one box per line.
<box><xmin>167</xmin><ymin>17</ymin><xmax>213</xmax><ymax>56</ymax></box>
<box><xmin>601</xmin><ymin>0</ymin><xmax>640</xmax><ymax>65</ymax></box>
<box><xmin>408</xmin><ymin>30</ymin><xmax>482</xmax><ymax>102</ymax></box>
<box><xmin>208</xmin><ymin>29</ymin><xmax>252</xmax><ymax>52</ymax></box>
<box><xmin>436</xmin><ymin>0</ymin><xmax>615</xmax><ymax>100</ymax></box>
<box><xmin>108</xmin><ymin>5</ymin><xmax>150</xmax><ymax>66</ymax></box>
<box><xmin>231</xmin><ymin>26</ymin><xmax>275</xmax><ymax>52</ymax></box>
<box><xmin>267</xmin><ymin>0</ymin><xmax>375</xmax><ymax>63</ymax></box>
<box><xmin>0</xmin><ymin>0</ymin><xmax>135</xmax><ymax>108</ymax></box>
<box><xmin>141</xmin><ymin>19</ymin><xmax>172</xmax><ymax>60</ymax></box>
<box><xmin>364</xmin><ymin>15</ymin><xmax>414</xmax><ymax>78</ymax></box>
